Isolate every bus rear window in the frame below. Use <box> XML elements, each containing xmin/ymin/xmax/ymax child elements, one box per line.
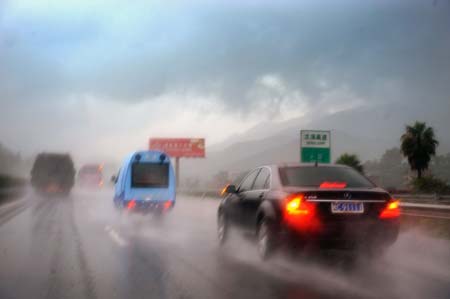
<box><xmin>131</xmin><ymin>163</ymin><xmax>169</xmax><ymax>188</ymax></box>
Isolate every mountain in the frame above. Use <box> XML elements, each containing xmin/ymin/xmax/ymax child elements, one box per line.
<box><xmin>182</xmin><ymin>102</ymin><xmax>450</xmax><ymax>183</ymax></box>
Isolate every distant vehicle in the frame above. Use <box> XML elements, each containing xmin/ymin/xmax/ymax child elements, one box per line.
<box><xmin>78</xmin><ymin>164</ymin><xmax>104</xmax><ymax>188</ymax></box>
<box><xmin>113</xmin><ymin>150</ymin><xmax>176</xmax><ymax>214</ymax></box>
<box><xmin>31</xmin><ymin>153</ymin><xmax>76</xmax><ymax>195</ymax></box>
<box><xmin>218</xmin><ymin>164</ymin><xmax>400</xmax><ymax>260</ymax></box>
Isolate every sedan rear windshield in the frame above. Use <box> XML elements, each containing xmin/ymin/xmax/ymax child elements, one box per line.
<box><xmin>279</xmin><ymin>166</ymin><xmax>375</xmax><ymax>188</ymax></box>
<box><xmin>131</xmin><ymin>162</ymin><xmax>169</xmax><ymax>188</ymax></box>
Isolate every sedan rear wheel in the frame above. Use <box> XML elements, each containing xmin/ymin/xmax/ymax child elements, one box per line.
<box><xmin>217</xmin><ymin>213</ymin><xmax>228</xmax><ymax>245</ymax></box>
<box><xmin>258</xmin><ymin>218</ymin><xmax>277</xmax><ymax>260</ymax></box>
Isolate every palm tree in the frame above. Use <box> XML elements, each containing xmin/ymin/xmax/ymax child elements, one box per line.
<box><xmin>335</xmin><ymin>153</ymin><xmax>364</xmax><ymax>173</ymax></box>
<box><xmin>400</xmin><ymin>121</ymin><xmax>439</xmax><ymax>179</ymax></box>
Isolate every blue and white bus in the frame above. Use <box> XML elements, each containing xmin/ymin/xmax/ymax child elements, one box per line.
<box><xmin>113</xmin><ymin>150</ymin><xmax>176</xmax><ymax>213</ymax></box>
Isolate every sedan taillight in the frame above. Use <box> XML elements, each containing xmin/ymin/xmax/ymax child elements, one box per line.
<box><xmin>379</xmin><ymin>199</ymin><xmax>400</xmax><ymax>219</ymax></box>
<box><xmin>285</xmin><ymin>194</ymin><xmax>313</xmax><ymax>215</ymax></box>
<box><xmin>284</xmin><ymin>194</ymin><xmax>320</xmax><ymax>231</ymax></box>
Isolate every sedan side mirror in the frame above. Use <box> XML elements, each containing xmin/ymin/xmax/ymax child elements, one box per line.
<box><xmin>224</xmin><ymin>184</ymin><xmax>237</xmax><ymax>194</ymax></box>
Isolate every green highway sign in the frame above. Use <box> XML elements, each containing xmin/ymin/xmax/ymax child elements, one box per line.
<box><xmin>300</xmin><ymin>130</ymin><xmax>331</xmax><ymax>163</ymax></box>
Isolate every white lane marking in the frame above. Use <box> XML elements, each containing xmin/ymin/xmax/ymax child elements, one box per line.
<box><xmin>105</xmin><ymin>226</ymin><xmax>128</xmax><ymax>247</ymax></box>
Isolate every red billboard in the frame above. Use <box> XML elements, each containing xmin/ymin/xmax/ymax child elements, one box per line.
<box><xmin>149</xmin><ymin>138</ymin><xmax>205</xmax><ymax>158</ymax></box>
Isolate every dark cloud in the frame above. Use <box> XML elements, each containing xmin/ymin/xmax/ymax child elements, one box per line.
<box><xmin>1</xmin><ymin>0</ymin><xmax>449</xmax><ymax>112</ymax></box>
<box><xmin>1</xmin><ymin>0</ymin><xmax>450</xmax><ymax>162</ymax></box>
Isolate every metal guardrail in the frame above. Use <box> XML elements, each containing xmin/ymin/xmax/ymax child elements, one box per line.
<box><xmin>180</xmin><ymin>190</ymin><xmax>450</xmax><ymax>202</ymax></box>
<box><xmin>180</xmin><ymin>190</ymin><xmax>450</xmax><ymax>221</ymax></box>
<box><xmin>400</xmin><ymin>202</ymin><xmax>450</xmax><ymax>220</ymax></box>
<box><xmin>0</xmin><ymin>187</ymin><xmax>26</xmax><ymax>202</ymax></box>
<box><xmin>0</xmin><ymin>187</ymin><xmax>25</xmax><ymax>195</ymax></box>
<box><xmin>393</xmin><ymin>193</ymin><xmax>450</xmax><ymax>202</ymax></box>
<box><xmin>400</xmin><ymin>202</ymin><xmax>450</xmax><ymax>210</ymax></box>
<box><xmin>178</xmin><ymin>189</ymin><xmax>221</xmax><ymax>199</ymax></box>
<box><xmin>393</xmin><ymin>195</ymin><xmax>450</xmax><ymax>212</ymax></box>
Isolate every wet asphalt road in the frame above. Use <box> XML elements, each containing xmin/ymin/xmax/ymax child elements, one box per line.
<box><xmin>0</xmin><ymin>189</ymin><xmax>449</xmax><ymax>299</ymax></box>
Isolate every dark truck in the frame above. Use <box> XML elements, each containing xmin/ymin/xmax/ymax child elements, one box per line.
<box><xmin>31</xmin><ymin>153</ymin><xmax>76</xmax><ymax>195</ymax></box>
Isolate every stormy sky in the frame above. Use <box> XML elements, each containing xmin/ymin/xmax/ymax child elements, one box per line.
<box><xmin>1</xmin><ymin>0</ymin><xmax>449</xmax><ymax>163</ymax></box>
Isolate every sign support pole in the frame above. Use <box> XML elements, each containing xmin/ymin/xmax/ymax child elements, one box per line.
<box><xmin>175</xmin><ymin>157</ymin><xmax>180</xmax><ymax>188</ymax></box>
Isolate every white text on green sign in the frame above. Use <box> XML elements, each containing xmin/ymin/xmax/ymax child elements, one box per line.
<box><xmin>301</xmin><ymin>131</ymin><xmax>330</xmax><ymax>148</ymax></box>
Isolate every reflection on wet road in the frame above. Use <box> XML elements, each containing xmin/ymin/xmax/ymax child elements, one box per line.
<box><xmin>0</xmin><ymin>189</ymin><xmax>449</xmax><ymax>299</ymax></box>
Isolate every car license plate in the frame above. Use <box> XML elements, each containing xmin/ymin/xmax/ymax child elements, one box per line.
<box><xmin>331</xmin><ymin>201</ymin><xmax>364</xmax><ymax>214</ymax></box>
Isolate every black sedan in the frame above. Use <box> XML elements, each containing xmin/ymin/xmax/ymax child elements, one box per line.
<box><xmin>217</xmin><ymin>164</ymin><xmax>400</xmax><ymax>260</ymax></box>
